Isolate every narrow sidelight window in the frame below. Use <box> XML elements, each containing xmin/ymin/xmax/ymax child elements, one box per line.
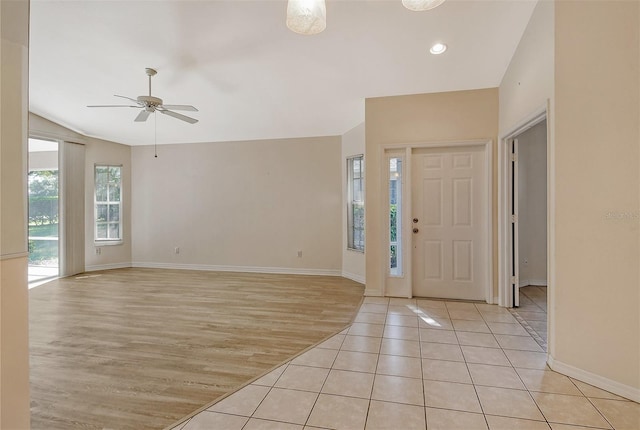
<box><xmin>95</xmin><ymin>165</ymin><xmax>122</xmax><ymax>242</ymax></box>
<box><xmin>347</xmin><ymin>155</ymin><xmax>364</xmax><ymax>251</ymax></box>
<box><xmin>389</xmin><ymin>157</ymin><xmax>403</xmax><ymax>276</ymax></box>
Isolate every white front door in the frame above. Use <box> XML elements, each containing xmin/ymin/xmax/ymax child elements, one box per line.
<box><xmin>411</xmin><ymin>145</ymin><xmax>488</xmax><ymax>300</ymax></box>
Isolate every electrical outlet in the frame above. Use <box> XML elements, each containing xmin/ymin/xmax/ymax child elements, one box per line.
<box><xmin>174</xmin><ymin>247</ymin><xmax>180</xmax><ymax>254</ymax></box>
<box><xmin>297</xmin><ymin>250</ymin><xmax>303</xmax><ymax>258</ymax></box>
<box><xmin>95</xmin><ymin>248</ymin><xmax>101</xmax><ymax>255</ymax></box>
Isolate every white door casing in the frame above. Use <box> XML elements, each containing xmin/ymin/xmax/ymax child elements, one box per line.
<box><xmin>498</xmin><ymin>106</ymin><xmax>548</xmax><ymax>309</ymax></box>
<box><xmin>411</xmin><ymin>145</ymin><xmax>488</xmax><ymax>300</ymax></box>
<box><xmin>509</xmin><ymin>138</ymin><xmax>520</xmax><ymax>307</ymax></box>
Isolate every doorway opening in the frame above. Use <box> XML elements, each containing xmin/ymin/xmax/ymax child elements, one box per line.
<box><xmin>514</xmin><ymin>119</ymin><xmax>548</xmax><ymax>345</ymax></box>
<box><xmin>500</xmin><ymin>113</ymin><xmax>549</xmax><ymax>348</ymax></box>
<box><xmin>28</xmin><ymin>137</ymin><xmax>59</xmax><ymax>287</ymax></box>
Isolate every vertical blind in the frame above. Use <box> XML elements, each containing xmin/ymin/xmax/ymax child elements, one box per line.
<box><xmin>59</xmin><ymin>141</ymin><xmax>85</xmax><ymax>277</ymax></box>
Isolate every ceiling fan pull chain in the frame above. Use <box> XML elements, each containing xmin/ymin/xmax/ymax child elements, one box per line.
<box><xmin>154</xmin><ymin>111</ymin><xmax>158</xmax><ymax>158</ymax></box>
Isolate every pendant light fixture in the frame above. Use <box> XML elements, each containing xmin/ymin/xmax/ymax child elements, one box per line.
<box><xmin>286</xmin><ymin>0</ymin><xmax>327</xmax><ymax>35</ymax></box>
<box><xmin>402</xmin><ymin>0</ymin><xmax>446</xmax><ymax>12</ymax></box>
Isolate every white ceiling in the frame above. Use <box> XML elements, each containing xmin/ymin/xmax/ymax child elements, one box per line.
<box><xmin>29</xmin><ymin>0</ymin><xmax>537</xmax><ymax>146</ymax></box>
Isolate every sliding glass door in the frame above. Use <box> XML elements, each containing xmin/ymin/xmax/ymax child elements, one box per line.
<box><xmin>28</xmin><ymin>138</ymin><xmax>59</xmax><ymax>286</ymax></box>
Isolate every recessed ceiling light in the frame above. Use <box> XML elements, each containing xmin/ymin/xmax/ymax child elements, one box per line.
<box><xmin>430</xmin><ymin>43</ymin><xmax>447</xmax><ymax>55</ymax></box>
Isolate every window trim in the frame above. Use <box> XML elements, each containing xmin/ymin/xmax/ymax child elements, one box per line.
<box><xmin>94</xmin><ymin>163</ymin><xmax>123</xmax><ymax>245</ymax></box>
<box><xmin>347</xmin><ymin>154</ymin><xmax>365</xmax><ymax>252</ymax></box>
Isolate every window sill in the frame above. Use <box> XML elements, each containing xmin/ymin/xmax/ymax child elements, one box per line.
<box><xmin>346</xmin><ymin>248</ymin><xmax>365</xmax><ymax>254</ymax></box>
<box><xmin>94</xmin><ymin>240</ymin><xmax>123</xmax><ymax>246</ymax></box>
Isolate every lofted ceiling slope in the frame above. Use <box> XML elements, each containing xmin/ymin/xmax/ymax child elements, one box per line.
<box><xmin>29</xmin><ymin>0</ymin><xmax>537</xmax><ymax>146</ymax></box>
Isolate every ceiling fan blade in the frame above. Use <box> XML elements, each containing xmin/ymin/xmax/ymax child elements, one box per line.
<box><xmin>114</xmin><ymin>94</ymin><xmax>141</xmax><ymax>104</ymax></box>
<box><xmin>159</xmin><ymin>109</ymin><xmax>198</xmax><ymax>124</ymax></box>
<box><xmin>160</xmin><ymin>104</ymin><xmax>198</xmax><ymax>112</ymax></box>
<box><xmin>87</xmin><ymin>104</ymin><xmax>140</xmax><ymax>108</ymax></box>
<box><xmin>134</xmin><ymin>109</ymin><xmax>152</xmax><ymax>122</ymax></box>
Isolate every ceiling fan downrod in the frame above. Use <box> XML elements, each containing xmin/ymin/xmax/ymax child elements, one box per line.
<box><xmin>146</xmin><ymin>68</ymin><xmax>157</xmax><ymax>97</ymax></box>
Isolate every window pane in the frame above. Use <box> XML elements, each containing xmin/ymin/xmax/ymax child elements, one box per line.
<box><xmin>96</xmin><ymin>168</ymin><xmax>108</xmax><ymax>185</ymax></box>
<box><xmin>353</xmin><ymin>179</ymin><xmax>362</xmax><ymax>203</ymax></box>
<box><xmin>109</xmin><ymin>166</ymin><xmax>121</xmax><ymax>180</ymax></box>
<box><xmin>95</xmin><ymin>165</ymin><xmax>122</xmax><ymax>242</ymax></box>
<box><xmin>96</xmin><ymin>223</ymin><xmax>108</xmax><ymax>239</ymax></box>
<box><xmin>347</xmin><ymin>155</ymin><xmax>364</xmax><ymax>251</ymax></box>
<box><xmin>390</xmin><ymin>204</ymin><xmax>397</xmax><ymax>242</ymax></box>
<box><xmin>96</xmin><ymin>184</ymin><xmax>108</xmax><ymax>202</ymax></box>
<box><xmin>389</xmin><ymin>157</ymin><xmax>403</xmax><ymax>276</ymax></box>
<box><xmin>108</xmin><ymin>223</ymin><xmax>120</xmax><ymax>239</ymax></box>
<box><xmin>390</xmin><ymin>245</ymin><xmax>397</xmax><ymax>269</ymax></box>
<box><xmin>353</xmin><ymin>204</ymin><xmax>364</xmax><ymax>232</ymax></box>
<box><xmin>108</xmin><ymin>204</ymin><xmax>120</xmax><ymax>222</ymax></box>
<box><xmin>109</xmin><ymin>184</ymin><xmax>120</xmax><ymax>202</ymax></box>
<box><xmin>96</xmin><ymin>204</ymin><xmax>108</xmax><ymax>222</ymax></box>
<box><xmin>354</xmin><ymin>228</ymin><xmax>364</xmax><ymax>250</ymax></box>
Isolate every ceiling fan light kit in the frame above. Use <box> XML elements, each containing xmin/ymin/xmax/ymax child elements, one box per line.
<box><xmin>87</xmin><ymin>68</ymin><xmax>199</xmax><ymax>124</ymax></box>
<box><xmin>285</xmin><ymin>0</ymin><xmax>445</xmax><ymax>35</ymax></box>
<box><xmin>402</xmin><ymin>0</ymin><xmax>446</xmax><ymax>12</ymax></box>
<box><xmin>286</xmin><ymin>0</ymin><xmax>327</xmax><ymax>35</ymax></box>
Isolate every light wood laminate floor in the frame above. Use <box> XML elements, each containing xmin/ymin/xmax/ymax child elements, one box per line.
<box><xmin>29</xmin><ymin>268</ymin><xmax>364</xmax><ymax>430</ymax></box>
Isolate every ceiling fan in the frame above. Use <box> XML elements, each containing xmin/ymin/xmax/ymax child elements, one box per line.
<box><xmin>88</xmin><ymin>68</ymin><xmax>198</xmax><ymax>124</ymax></box>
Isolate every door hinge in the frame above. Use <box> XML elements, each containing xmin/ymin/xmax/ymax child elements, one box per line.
<box><xmin>510</xmin><ymin>276</ymin><xmax>517</xmax><ymax>284</ymax></box>
<box><xmin>511</xmin><ymin>214</ymin><xmax>518</xmax><ymax>223</ymax></box>
<box><xmin>510</xmin><ymin>153</ymin><xmax>518</xmax><ymax>162</ymax></box>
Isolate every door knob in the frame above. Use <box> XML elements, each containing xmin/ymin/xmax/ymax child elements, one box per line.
<box><xmin>413</xmin><ymin>218</ymin><xmax>419</xmax><ymax>223</ymax></box>
<box><xmin>413</xmin><ymin>228</ymin><xmax>419</xmax><ymax>233</ymax></box>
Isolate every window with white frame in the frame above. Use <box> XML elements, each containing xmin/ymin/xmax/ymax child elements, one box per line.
<box><xmin>389</xmin><ymin>157</ymin><xmax>403</xmax><ymax>276</ymax></box>
<box><xmin>95</xmin><ymin>165</ymin><xmax>122</xmax><ymax>242</ymax></box>
<box><xmin>347</xmin><ymin>155</ymin><xmax>364</xmax><ymax>251</ymax></box>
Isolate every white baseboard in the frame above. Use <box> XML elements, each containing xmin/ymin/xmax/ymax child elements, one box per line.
<box><xmin>131</xmin><ymin>262</ymin><xmax>342</xmax><ymax>277</ymax></box>
<box><xmin>519</xmin><ymin>279</ymin><xmax>548</xmax><ymax>288</ymax></box>
<box><xmin>85</xmin><ymin>262</ymin><xmax>132</xmax><ymax>272</ymax></box>
<box><xmin>548</xmin><ymin>355</ymin><xmax>640</xmax><ymax>402</ymax></box>
<box><xmin>341</xmin><ymin>271</ymin><xmax>365</xmax><ymax>285</ymax></box>
<box><xmin>364</xmin><ymin>288</ymin><xmax>382</xmax><ymax>297</ymax></box>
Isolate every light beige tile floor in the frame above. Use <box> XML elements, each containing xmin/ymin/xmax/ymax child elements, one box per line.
<box><xmin>513</xmin><ymin>286</ymin><xmax>548</xmax><ymax>350</ymax></box>
<box><xmin>172</xmin><ymin>297</ymin><xmax>639</xmax><ymax>430</ymax></box>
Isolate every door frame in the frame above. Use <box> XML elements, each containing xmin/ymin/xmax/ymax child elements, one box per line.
<box><xmin>379</xmin><ymin>139</ymin><xmax>493</xmax><ymax>303</ymax></box>
<box><xmin>498</xmin><ymin>104</ymin><xmax>551</xmax><ymax>308</ymax></box>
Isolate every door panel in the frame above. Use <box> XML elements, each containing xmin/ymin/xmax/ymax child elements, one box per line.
<box><xmin>412</xmin><ymin>145</ymin><xmax>487</xmax><ymax>300</ymax></box>
<box><xmin>424</xmin><ymin>179</ymin><xmax>443</xmax><ymax>226</ymax></box>
<box><xmin>453</xmin><ymin>178</ymin><xmax>472</xmax><ymax>226</ymax></box>
<box><xmin>453</xmin><ymin>240</ymin><xmax>472</xmax><ymax>281</ymax></box>
<box><xmin>424</xmin><ymin>240</ymin><xmax>443</xmax><ymax>280</ymax></box>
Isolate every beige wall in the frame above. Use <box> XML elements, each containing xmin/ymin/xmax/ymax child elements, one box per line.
<box><xmin>518</xmin><ymin>120</ymin><xmax>547</xmax><ymax>286</ymax></box>
<box><xmin>498</xmin><ymin>0</ymin><xmax>553</xmax><ymax>339</ymax></box>
<box><xmin>341</xmin><ymin>123</ymin><xmax>365</xmax><ymax>283</ymax></box>
<box><xmin>30</xmin><ymin>114</ymin><xmax>132</xmax><ymax>271</ymax></box>
<box><xmin>365</xmin><ymin>88</ymin><xmax>499</xmax><ymax>297</ymax></box>
<box><xmin>0</xmin><ymin>0</ymin><xmax>31</xmax><ymax>427</ymax></box>
<box><xmin>131</xmin><ymin>137</ymin><xmax>343</xmax><ymax>274</ymax></box>
<box><xmin>553</xmin><ymin>0</ymin><xmax>639</xmax><ymax>397</ymax></box>
<box><xmin>499</xmin><ymin>0</ymin><xmax>554</xmax><ymax>136</ymax></box>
